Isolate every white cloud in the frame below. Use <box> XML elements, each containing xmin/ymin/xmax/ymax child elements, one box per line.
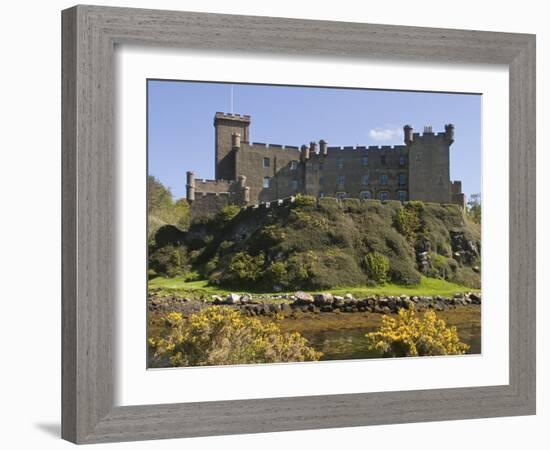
<box><xmin>368</xmin><ymin>127</ymin><xmax>402</xmax><ymax>142</ymax></box>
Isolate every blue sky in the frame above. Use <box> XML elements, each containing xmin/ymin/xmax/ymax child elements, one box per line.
<box><xmin>148</xmin><ymin>80</ymin><xmax>481</xmax><ymax>200</ymax></box>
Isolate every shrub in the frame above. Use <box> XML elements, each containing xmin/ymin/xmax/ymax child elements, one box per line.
<box><xmin>364</xmin><ymin>252</ymin><xmax>390</xmax><ymax>284</ymax></box>
<box><xmin>264</xmin><ymin>261</ymin><xmax>289</xmax><ymax>289</ymax></box>
<box><xmin>224</xmin><ymin>251</ymin><xmax>265</xmax><ymax>285</ymax></box>
<box><xmin>216</xmin><ymin>204</ymin><xmax>241</xmax><ymax>223</ymax></box>
<box><xmin>293</xmin><ymin>194</ymin><xmax>316</xmax><ymax>208</ymax></box>
<box><xmin>366</xmin><ymin>309</ymin><xmax>469</xmax><ymax>357</ymax></box>
<box><xmin>148</xmin><ymin>245</ymin><xmax>190</xmax><ymax>277</ymax></box>
<box><xmin>388</xmin><ymin>257</ymin><xmax>422</xmax><ymax>285</ymax></box>
<box><xmin>394</xmin><ymin>202</ymin><xmax>423</xmax><ymax>241</ymax></box>
<box><xmin>149</xmin><ymin>307</ymin><xmax>322</xmax><ymax>367</ymax></box>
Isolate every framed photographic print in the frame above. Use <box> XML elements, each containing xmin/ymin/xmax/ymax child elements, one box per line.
<box><xmin>62</xmin><ymin>5</ymin><xmax>536</xmax><ymax>444</ymax></box>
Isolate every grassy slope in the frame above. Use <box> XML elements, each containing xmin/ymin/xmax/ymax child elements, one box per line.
<box><xmin>149</xmin><ymin>276</ymin><xmax>479</xmax><ymax>300</ymax></box>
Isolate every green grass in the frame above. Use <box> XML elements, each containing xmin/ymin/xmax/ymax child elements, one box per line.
<box><xmin>149</xmin><ymin>276</ymin><xmax>479</xmax><ymax>300</ymax></box>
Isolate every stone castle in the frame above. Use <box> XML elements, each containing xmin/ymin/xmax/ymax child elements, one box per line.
<box><xmin>185</xmin><ymin>112</ymin><xmax>465</xmax><ymax>217</ymax></box>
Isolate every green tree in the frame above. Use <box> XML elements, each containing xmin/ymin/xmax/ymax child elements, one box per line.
<box><xmin>147</xmin><ymin>175</ymin><xmax>191</xmax><ymax>235</ymax></box>
<box><xmin>467</xmin><ymin>193</ymin><xmax>481</xmax><ymax>224</ymax></box>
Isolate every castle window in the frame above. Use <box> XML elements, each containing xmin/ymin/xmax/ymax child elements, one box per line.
<box><xmin>379</xmin><ymin>191</ymin><xmax>389</xmax><ymax>201</ymax></box>
<box><xmin>362</xmin><ymin>156</ymin><xmax>368</xmax><ymax>166</ymax></box>
<box><xmin>398</xmin><ymin>190</ymin><xmax>407</xmax><ymax>202</ymax></box>
<box><xmin>380</xmin><ymin>174</ymin><xmax>388</xmax><ymax>185</ymax></box>
<box><xmin>399</xmin><ymin>155</ymin><xmax>407</xmax><ymax>166</ymax></box>
<box><xmin>291</xmin><ymin>180</ymin><xmax>299</xmax><ymax>190</ymax></box>
<box><xmin>336</xmin><ymin>192</ymin><xmax>347</xmax><ymax>200</ymax></box>
<box><xmin>381</xmin><ymin>155</ymin><xmax>387</xmax><ymax>165</ymax></box>
<box><xmin>319</xmin><ymin>161</ymin><xmax>324</xmax><ymax>170</ymax></box>
<box><xmin>319</xmin><ymin>176</ymin><xmax>325</xmax><ymax>185</ymax></box>
<box><xmin>415</xmin><ymin>152</ymin><xmax>422</xmax><ymax>161</ymax></box>
<box><xmin>337</xmin><ymin>157</ymin><xmax>344</xmax><ymax>169</ymax></box>
<box><xmin>360</xmin><ymin>191</ymin><xmax>371</xmax><ymax>200</ymax></box>
<box><xmin>263</xmin><ymin>177</ymin><xmax>270</xmax><ymax>188</ymax></box>
<box><xmin>290</xmin><ymin>160</ymin><xmax>298</xmax><ymax>170</ymax></box>
<box><xmin>263</xmin><ymin>157</ymin><xmax>270</xmax><ymax>168</ymax></box>
<box><xmin>362</xmin><ymin>174</ymin><xmax>369</xmax><ymax>185</ymax></box>
<box><xmin>337</xmin><ymin>175</ymin><xmax>345</xmax><ymax>186</ymax></box>
<box><xmin>398</xmin><ymin>173</ymin><xmax>406</xmax><ymax>186</ymax></box>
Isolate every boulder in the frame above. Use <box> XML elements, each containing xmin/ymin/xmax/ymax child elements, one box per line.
<box><xmin>226</xmin><ymin>293</ymin><xmax>241</xmax><ymax>304</ymax></box>
<box><xmin>211</xmin><ymin>294</ymin><xmax>224</xmax><ymax>304</ymax></box>
<box><xmin>314</xmin><ymin>292</ymin><xmax>334</xmax><ymax>305</ymax></box>
<box><xmin>344</xmin><ymin>293</ymin><xmax>354</xmax><ymax>300</ymax></box>
<box><xmin>469</xmin><ymin>292</ymin><xmax>481</xmax><ymax>304</ymax></box>
<box><xmin>294</xmin><ymin>291</ymin><xmax>314</xmax><ymax>305</ymax></box>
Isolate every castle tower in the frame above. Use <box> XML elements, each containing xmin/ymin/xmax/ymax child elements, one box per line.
<box><xmin>186</xmin><ymin>171</ymin><xmax>195</xmax><ymax>203</ymax></box>
<box><xmin>213</xmin><ymin>112</ymin><xmax>251</xmax><ymax>181</ymax></box>
<box><xmin>406</xmin><ymin>124</ymin><xmax>454</xmax><ymax>204</ymax></box>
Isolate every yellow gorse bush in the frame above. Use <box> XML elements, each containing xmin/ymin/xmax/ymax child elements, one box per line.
<box><xmin>150</xmin><ymin>306</ymin><xmax>322</xmax><ymax>367</ymax></box>
<box><xmin>366</xmin><ymin>309</ymin><xmax>469</xmax><ymax>357</ymax></box>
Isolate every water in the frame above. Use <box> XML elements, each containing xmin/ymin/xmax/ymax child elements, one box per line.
<box><xmin>301</xmin><ymin>324</ymin><xmax>481</xmax><ymax>361</ymax></box>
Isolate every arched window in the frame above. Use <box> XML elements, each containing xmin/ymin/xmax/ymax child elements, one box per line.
<box><xmin>380</xmin><ymin>174</ymin><xmax>388</xmax><ymax>185</ymax></box>
<box><xmin>399</xmin><ymin>155</ymin><xmax>407</xmax><ymax>166</ymax></box>
<box><xmin>398</xmin><ymin>173</ymin><xmax>407</xmax><ymax>186</ymax></box>
<box><xmin>379</xmin><ymin>191</ymin><xmax>389</xmax><ymax>201</ymax></box>
<box><xmin>360</xmin><ymin>191</ymin><xmax>371</xmax><ymax>200</ymax></box>
<box><xmin>398</xmin><ymin>190</ymin><xmax>407</xmax><ymax>202</ymax></box>
<box><xmin>263</xmin><ymin>177</ymin><xmax>270</xmax><ymax>188</ymax></box>
<box><xmin>337</xmin><ymin>175</ymin><xmax>345</xmax><ymax>186</ymax></box>
<box><xmin>362</xmin><ymin>174</ymin><xmax>369</xmax><ymax>185</ymax></box>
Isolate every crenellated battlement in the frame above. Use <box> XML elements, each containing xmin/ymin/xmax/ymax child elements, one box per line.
<box><xmin>214</xmin><ymin>111</ymin><xmax>251</xmax><ymax>122</ymax></box>
<box><xmin>326</xmin><ymin>144</ymin><xmax>407</xmax><ymax>152</ymax></box>
<box><xmin>240</xmin><ymin>141</ymin><xmax>300</xmax><ymax>150</ymax></box>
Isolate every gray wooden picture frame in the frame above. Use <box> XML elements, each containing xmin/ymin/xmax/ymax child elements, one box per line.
<box><xmin>61</xmin><ymin>4</ymin><xmax>536</xmax><ymax>444</ymax></box>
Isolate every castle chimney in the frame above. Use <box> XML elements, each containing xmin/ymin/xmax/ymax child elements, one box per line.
<box><xmin>404</xmin><ymin>125</ymin><xmax>414</xmax><ymax>145</ymax></box>
<box><xmin>238</xmin><ymin>174</ymin><xmax>247</xmax><ymax>188</ymax></box>
<box><xmin>186</xmin><ymin>171</ymin><xmax>196</xmax><ymax>202</ymax></box>
<box><xmin>319</xmin><ymin>139</ymin><xmax>328</xmax><ymax>156</ymax></box>
<box><xmin>445</xmin><ymin>124</ymin><xmax>455</xmax><ymax>144</ymax></box>
<box><xmin>423</xmin><ymin>125</ymin><xmax>433</xmax><ymax>133</ymax></box>
<box><xmin>231</xmin><ymin>132</ymin><xmax>241</xmax><ymax>149</ymax></box>
<box><xmin>300</xmin><ymin>144</ymin><xmax>310</xmax><ymax>162</ymax></box>
<box><xmin>309</xmin><ymin>141</ymin><xmax>317</xmax><ymax>155</ymax></box>
<box><xmin>244</xmin><ymin>186</ymin><xmax>250</xmax><ymax>203</ymax></box>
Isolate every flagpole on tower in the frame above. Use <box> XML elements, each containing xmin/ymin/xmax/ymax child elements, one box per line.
<box><xmin>230</xmin><ymin>85</ymin><xmax>234</xmax><ymax>114</ymax></box>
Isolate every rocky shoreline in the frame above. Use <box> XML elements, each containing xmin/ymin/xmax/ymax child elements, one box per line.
<box><xmin>148</xmin><ymin>291</ymin><xmax>481</xmax><ymax>317</ymax></box>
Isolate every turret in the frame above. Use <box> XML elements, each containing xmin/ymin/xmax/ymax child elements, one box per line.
<box><xmin>309</xmin><ymin>141</ymin><xmax>317</xmax><ymax>155</ymax></box>
<box><xmin>404</xmin><ymin>125</ymin><xmax>414</xmax><ymax>145</ymax></box>
<box><xmin>445</xmin><ymin>123</ymin><xmax>455</xmax><ymax>144</ymax></box>
<box><xmin>300</xmin><ymin>144</ymin><xmax>310</xmax><ymax>162</ymax></box>
<box><xmin>319</xmin><ymin>139</ymin><xmax>328</xmax><ymax>156</ymax></box>
<box><xmin>231</xmin><ymin>132</ymin><xmax>241</xmax><ymax>149</ymax></box>
<box><xmin>186</xmin><ymin>171</ymin><xmax>195</xmax><ymax>202</ymax></box>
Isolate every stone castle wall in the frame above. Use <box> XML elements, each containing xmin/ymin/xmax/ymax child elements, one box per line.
<box><xmin>187</xmin><ymin>113</ymin><xmax>463</xmax><ymax>217</ymax></box>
